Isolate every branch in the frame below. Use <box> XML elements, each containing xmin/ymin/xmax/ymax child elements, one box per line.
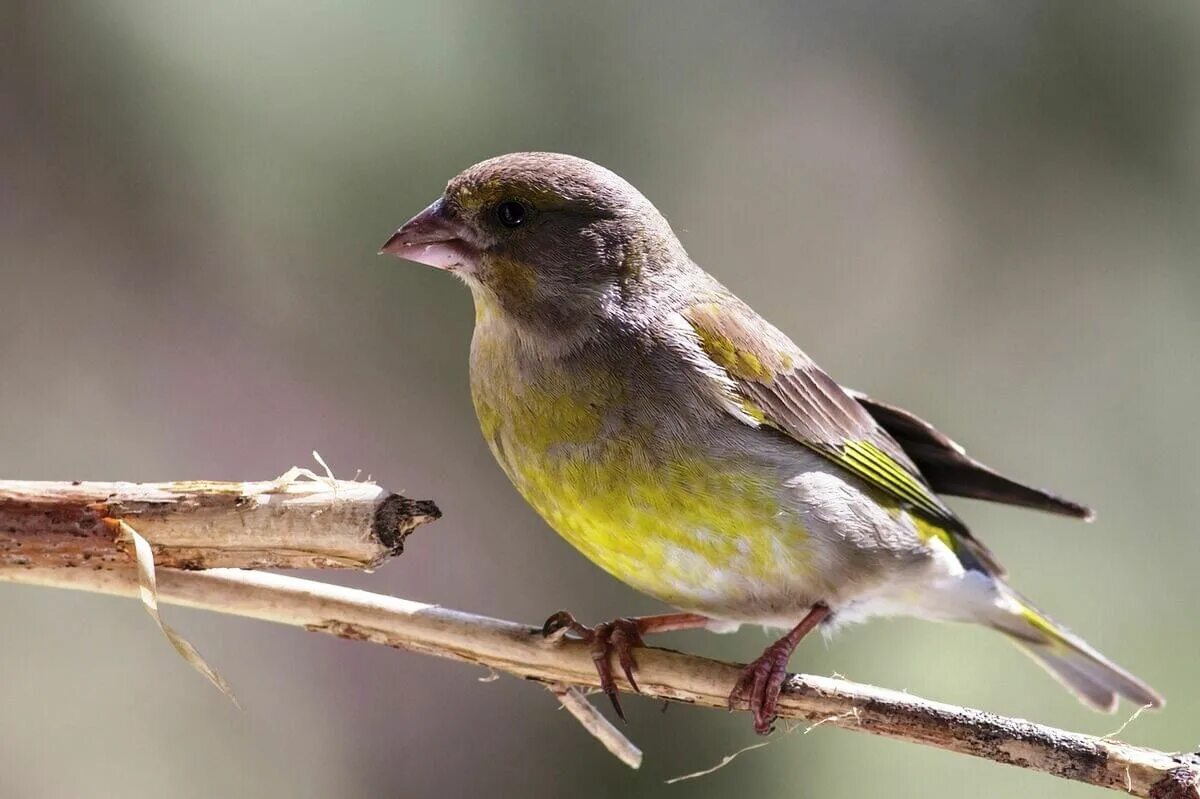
<box><xmin>0</xmin><ymin>474</ymin><xmax>441</xmax><ymax>570</ymax></box>
<box><xmin>2</xmin><ymin>565</ymin><xmax>1194</xmax><ymax>797</ymax></box>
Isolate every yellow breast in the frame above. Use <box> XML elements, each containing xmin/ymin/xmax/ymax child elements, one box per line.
<box><xmin>470</xmin><ymin>330</ymin><xmax>810</xmax><ymax>612</ymax></box>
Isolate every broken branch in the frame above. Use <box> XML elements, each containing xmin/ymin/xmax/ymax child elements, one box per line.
<box><xmin>0</xmin><ymin>475</ymin><xmax>440</xmax><ymax>570</ymax></box>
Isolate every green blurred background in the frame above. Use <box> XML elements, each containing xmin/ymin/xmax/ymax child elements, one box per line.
<box><xmin>3</xmin><ymin>2</ymin><xmax>1198</xmax><ymax>797</ymax></box>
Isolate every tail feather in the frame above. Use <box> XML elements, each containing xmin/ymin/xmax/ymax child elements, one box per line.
<box><xmin>992</xmin><ymin>595</ymin><xmax>1164</xmax><ymax>712</ymax></box>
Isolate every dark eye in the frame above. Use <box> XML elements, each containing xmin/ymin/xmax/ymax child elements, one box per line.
<box><xmin>495</xmin><ymin>200</ymin><xmax>527</xmax><ymax>228</ymax></box>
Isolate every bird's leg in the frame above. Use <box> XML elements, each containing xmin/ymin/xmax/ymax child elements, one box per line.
<box><xmin>541</xmin><ymin>610</ymin><xmax>710</xmax><ymax>720</ymax></box>
<box><xmin>728</xmin><ymin>602</ymin><xmax>831</xmax><ymax>735</ymax></box>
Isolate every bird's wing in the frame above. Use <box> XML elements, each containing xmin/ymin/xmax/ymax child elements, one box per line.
<box><xmin>681</xmin><ymin>299</ymin><xmax>1003</xmax><ymax>573</ymax></box>
<box><xmin>846</xmin><ymin>390</ymin><xmax>1094</xmax><ymax>520</ymax></box>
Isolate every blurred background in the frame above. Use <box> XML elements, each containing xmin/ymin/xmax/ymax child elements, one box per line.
<box><xmin>3</xmin><ymin>2</ymin><xmax>1198</xmax><ymax>797</ymax></box>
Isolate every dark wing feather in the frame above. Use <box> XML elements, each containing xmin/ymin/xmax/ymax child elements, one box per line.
<box><xmin>847</xmin><ymin>390</ymin><xmax>1094</xmax><ymax>520</ymax></box>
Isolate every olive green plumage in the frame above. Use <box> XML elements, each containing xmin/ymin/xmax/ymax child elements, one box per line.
<box><xmin>382</xmin><ymin>152</ymin><xmax>1162</xmax><ymax>713</ymax></box>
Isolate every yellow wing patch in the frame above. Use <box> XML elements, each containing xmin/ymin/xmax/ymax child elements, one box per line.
<box><xmin>684</xmin><ymin>302</ymin><xmax>794</xmax><ymax>381</ymax></box>
<box><xmin>838</xmin><ymin>441</ymin><xmax>954</xmax><ymax>530</ymax></box>
<box><xmin>690</xmin><ymin>322</ymin><xmax>773</xmax><ymax>381</ymax></box>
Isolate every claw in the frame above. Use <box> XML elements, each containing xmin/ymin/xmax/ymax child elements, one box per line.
<box><xmin>541</xmin><ymin>610</ymin><xmax>584</xmax><ymax>642</ymax></box>
<box><xmin>539</xmin><ymin>611</ymin><xmax>647</xmax><ymax>722</ymax></box>
<box><xmin>611</xmin><ymin>625</ymin><xmax>642</xmax><ymax>693</ymax></box>
<box><xmin>729</xmin><ymin>640</ymin><xmax>792</xmax><ymax>733</ymax></box>
<box><xmin>727</xmin><ymin>603</ymin><xmax>831</xmax><ymax>735</ymax></box>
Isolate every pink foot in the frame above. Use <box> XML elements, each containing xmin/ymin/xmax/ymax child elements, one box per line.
<box><xmin>727</xmin><ymin>603</ymin><xmax>831</xmax><ymax>734</ymax></box>
<box><xmin>728</xmin><ymin>637</ymin><xmax>798</xmax><ymax>734</ymax></box>
<box><xmin>542</xmin><ymin>611</ymin><xmax>645</xmax><ymax>720</ymax></box>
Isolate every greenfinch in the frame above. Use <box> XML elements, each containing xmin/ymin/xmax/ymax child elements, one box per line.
<box><xmin>381</xmin><ymin>152</ymin><xmax>1162</xmax><ymax>733</ymax></box>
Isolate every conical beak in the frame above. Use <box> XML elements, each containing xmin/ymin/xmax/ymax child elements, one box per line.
<box><xmin>378</xmin><ymin>198</ymin><xmax>477</xmax><ymax>271</ymax></box>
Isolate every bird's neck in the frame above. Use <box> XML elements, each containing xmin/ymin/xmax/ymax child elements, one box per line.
<box><xmin>467</xmin><ymin>284</ymin><xmax>609</xmax><ymax>363</ymax></box>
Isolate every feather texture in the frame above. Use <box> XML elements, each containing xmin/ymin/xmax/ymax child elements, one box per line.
<box><xmin>847</xmin><ymin>390</ymin><xmax>1094</xmax><ymax>520</ymax></box>
<box><xmin>681</xmin><ymin>298</ymin><xmax>1002</xmax><ymax>573</ymax></box>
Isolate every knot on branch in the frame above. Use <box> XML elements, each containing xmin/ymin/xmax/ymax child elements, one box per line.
<box><xmin>1149</xmin><ymin>761</ymin><xmax>1200</xmax><ymax>799</ymax></box>
<box><xmin>373</xmin><ymin>495</ymin><xmax>442</xmax><ymax>555</ymax></box>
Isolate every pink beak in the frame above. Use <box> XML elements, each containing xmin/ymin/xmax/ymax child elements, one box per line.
<box><xmin>378</xmin><ymin>198</ymin><xmax>477</xmax><ymax>270</ymax></box>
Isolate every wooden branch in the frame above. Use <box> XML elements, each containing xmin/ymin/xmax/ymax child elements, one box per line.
<box><xmin>0</xmin><ymin>475</ymin><xmax>440</xmax><ymax>570</ymax></box>
<box><xmin>1</xmin><ymin>565</ymin><xmax>1194</xmax><ymax>797</ymax></box>
<box><xmin>550</xmin><ymin>682</ymin><xmax>643</xmax><ymax>768</ymax></box>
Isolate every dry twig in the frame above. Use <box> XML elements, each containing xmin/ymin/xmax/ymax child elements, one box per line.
<box><xmin>1</xmin><ymin>565</ymin><xmax>1194</xmax><ymax>797</ymax></box>
<box><xmin>550</xmin><ymin>683</ymin><xmax>643</xmax><ymax>768</ymax></box>
<box><xmin>0</xmin><ymin>475</ymin><xmax>440</xmax><ymax>570</ymax></box>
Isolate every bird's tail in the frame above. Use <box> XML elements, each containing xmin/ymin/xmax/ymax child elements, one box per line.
<box><xmin>987</xmin><ymin>591</ymin><xmax>1163</xmax><ymax>712</ymax></box>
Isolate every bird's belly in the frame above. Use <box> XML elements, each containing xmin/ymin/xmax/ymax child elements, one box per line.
<box><xmin>524</xmin><ymin>455</ymin><xmax>817</xmax><ymax>616</ymax></box>
<box><xmin>475</xmin><ymin>393</ymin><xmax>819</xmax><ymax>617</ymax></box>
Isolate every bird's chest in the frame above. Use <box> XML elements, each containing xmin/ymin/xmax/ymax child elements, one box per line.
<box><xmin>468</xmin><ymin>328</ymin><xmax>635</xmax><ymax>500</ymax></box>
<box><xmin>468</xmin><ymin>325</ymin><xmax>811</xmax><ymax>611</ymax></box>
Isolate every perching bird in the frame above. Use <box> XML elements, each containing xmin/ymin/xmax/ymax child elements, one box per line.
<box><xmin>380</xmin><ymin>152</ymin><xmax>1162</xmax><ymax>733</ymax></box>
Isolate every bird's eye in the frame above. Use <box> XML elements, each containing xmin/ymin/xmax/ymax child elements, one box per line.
<box><xmin>495</xmin><ymin>200</ymin><xmax>527</xmax><ymax>228</ymax></box>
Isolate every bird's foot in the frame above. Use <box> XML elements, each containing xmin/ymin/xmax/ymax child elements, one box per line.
<box><xmin>728</xmin><ymin>637</ymin><xmax>797</xmax><ymax>734</ymax></box>
<box><xmin>541</xmin><ymin>611</ymin><xmax>646</xmax><ymax>720</ymax></box>
<box><xmin>727</xmin><ymin>602</ymin><xmax>831</xmax><ymax>735</ymax></box>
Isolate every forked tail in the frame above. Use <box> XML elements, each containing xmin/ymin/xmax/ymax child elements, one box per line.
<box><xmin>990</xmin><ymin>592</ymin><xmax>1164</xmax><ymax>712</ymax></box>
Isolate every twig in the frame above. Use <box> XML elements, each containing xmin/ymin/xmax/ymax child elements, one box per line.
<box><xmin>665</xmin><ymin>739</ymin><xmax>773</xmax><ymax>784</ymax></box>
<box><xmin>550</xmin><ymin>683</ymin><xmax>643</xmax><ymax>768</ymax></box>
<box><xmin>0</xmin><ymin>476</ymin><xmax>440</xmax><ymax>570</ymax></box>
<box><xmin>121</xmin><ymin>520</ymin><xmax>239</xmax><ymax>705</ymax></box>
<box><xmin>1</xmin><ymin>566</ymin><xmax>1194</xmax><ymax>797</ymax></box>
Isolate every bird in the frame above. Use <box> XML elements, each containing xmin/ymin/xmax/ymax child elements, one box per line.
<box><xmin>379</xmin><ymin>152</ymin><xmax>1163</xmax><ymax>733</ymax></box>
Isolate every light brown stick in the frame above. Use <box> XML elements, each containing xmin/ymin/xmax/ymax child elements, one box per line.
<box><xmin>0</xmin><ymin>475</ymin><xmax>440</xmax><ymax>570</ymax></box>
<box><xmin>550</xmin><ymin>683</ymin><xmax>643</xmax><ymax>769</ymax></box>
<box><xmin>1</xmin><ymin>566</ymin><xmax>1194</xmax><ymax>797</ymax></box>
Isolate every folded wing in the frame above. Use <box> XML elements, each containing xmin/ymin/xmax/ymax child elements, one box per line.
<box><xmin>681</xmin><ymin>294</ymin><xmax>1094</xmax><ymax>574</ymax></box>
<box><xmin>847</xmin><ymin>390</ymin><xmax>1094</xmax><ymax>520</ymax></box>
<box><xmin>681</xmin><ymin>299</ymin><xmax>1003</xmax><ymax>573</ymax></box>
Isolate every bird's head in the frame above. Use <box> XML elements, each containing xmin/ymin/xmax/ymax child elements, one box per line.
<box><xmin>380</xmin><ymin>153</ymin><xmax>686</xmax><ymax>343</ymax></box>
